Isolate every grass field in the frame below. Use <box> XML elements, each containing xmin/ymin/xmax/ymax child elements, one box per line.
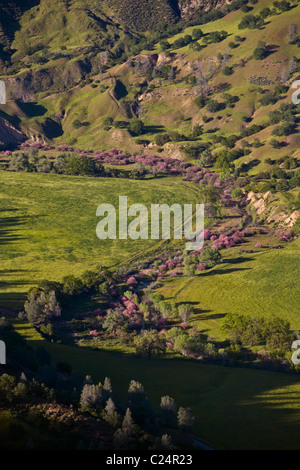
<box><xmin>158</xmin><ymin>238</ymin><xmax>300</xmax><ymax>336</ymax></box>
<box><xmin>13</xmin><ymin>322</ymin><xmax>300</xmax><ymax>450</ymax></box>
<box><xmin>0</xmin><ymin>170</ymin><xmax>202</xmax><ymax>309</ymax></box>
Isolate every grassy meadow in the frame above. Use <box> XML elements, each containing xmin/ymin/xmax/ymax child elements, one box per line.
<box><xmin>158</xmin><ymin>237</ymin><xmax>300</xmax><ymax>337</ymax></box>
<box><xmin>0</xmin><ymin>170</ymin><xmax>201</xmax><ymax>308</ymax></box>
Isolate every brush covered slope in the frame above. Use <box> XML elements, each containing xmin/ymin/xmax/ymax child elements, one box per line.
<box><xmin>0</xmin><ymin>1</ymin><xmax>299</xmax><ymax>158</ymax></box>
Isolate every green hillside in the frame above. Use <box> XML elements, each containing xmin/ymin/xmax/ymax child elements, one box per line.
<box><xmin>1</xmin><ymin>0</ymin><xmax>299</xmax><ymax>173</ymax></box>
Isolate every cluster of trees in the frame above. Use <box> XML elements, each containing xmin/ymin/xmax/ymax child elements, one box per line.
<box><xmin>238</xmin><ymin>14</ymin><xmax>265</xmax><ymax>30</ymax></box>
<box><xmin>21</xmin><ymin>269</ymin><xmax>113</xmax><ymax>333</ymax></box>
<box><xmin>99</xmin><ymin>289</ymin><xmax>196</xmax><ymax>344</ymax></box>
<box><xmin>251</xmin><ymin>169</ymin><xmax>300</xmax><ymax>193</ymax></box>
<box><xmin>240</xmin><ymin>123</ymin><xmax>264</xmax><ymax>139</ymax></box>
<box><xmin>273</xmin><ymin>0</ymin><xmax>292</xmax><ymax>12</ymax></box>
<box><xmin>258</xmin><ymin>84</ymin><xmax>290</xmax><ymax>107</ymax></box>
<box><xmin>182</xmin><ymin>247</ymin><xmax>223</xmax><ymax>276</ymax></box>
<box><xmin>37</xmin><ymin>270</ymin><xmax>108</xmax><ymax>300</ymax></box>
<box><xmin>0</xmin><ymin>372</ymin><xmax>54</xmax><ymax>405</ymax></box>
<box><xmin>203</xmin><ymin>30</ymin><xmax>228</xmax><ymax>45</ymax></box>
<box><xmin>129</xmin><ymin>119</ymin><xmax>145</xmax><ymax>136</ymax></box>
<box><xmin>165</xmin><ymin>327</ymin><xmax>217</xmax><ymax>359</ymax></box>
<box><xmin>272</xmin><ymin>122</ymin><xmax>295</xmax><ymax>137</ymax></box>
<box><xmin>104</xmin><ymin>0</ymin><xmax>289</xmax><ymax>58</ymax></box>
<box><xmin>269</xmin><ymin>103</ymin><xmax>297</xmax><ymax>138</ymax></box>
<box><xmin>194</xmin><ymin>94</ymin><xmax>238</xmax><ymax>114</ymax></box>
<box><xmin>221</xmin><ymin>313</ymin><xmax>294</xmax><ymax>351</ymax></box>
<box><xmin>237</xmin><ymin>0</ymin><xmax>293</xmax><ymax>30</ymax></box>
<box><xmin>269</xmin><ymin>101</ymin><xmax>297</xmax><ymax>123</ymax></box>
<box><xmin>154</xmin><ymin>126</ymin><xmax>212</xmax><ymax>145</ymax></box>
<box><xmin>23</xmin><ymin>290</ymin><xmax>61</xmax><ymax>334</ymax></box>
<box><xmin>0</xmin><ymin>321</ymin><xmax>195</xmax><ymax>450</ymax></box>
<box><xmin>8</xmin><ymin>153</ymin><xmax>104</xmax><ymax>177</ymax></box>
<box><xmin>101</xmin><ymin>302</ymin><xmax>199</xmax><ymax>358</ymax></box>
<box><xmin>103</xmin><ymin>116</ymin><xmax>146</xmax><ymax>136</ymax></box>
<box><xmin>155</xmin><ymin>131</ymin><xmax>186</xmax><ymax>146</ymax></box>
<box><xmin>201</xmin><ymin>108</ymin><xmax>297</xmax><ymax>159</ymax></box>
<box><xmin>172</xmin><ymin>34</ymin><xmax>194</xmax><ymax>50</ymax></box>
<box><xmin>171</xmin><ymin>29</ymin><xmax>227</xmax><ymax>50</ymax></box>
<box><xmin>79</xmin><ymin>378</ymin><xmax>195</xmax><ymax>449</ymax></box>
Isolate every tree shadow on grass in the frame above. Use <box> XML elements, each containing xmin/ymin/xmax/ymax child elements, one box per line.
<box><xmin>197</xmin><ymin>267</ymin><xmax>251</xmax><ymax>277</ymax></box>
<box><xmin>0</xmin><ymin>109</ymin><xmax>21</xmax><ymax>127</ymax></box>
<box><xmin>223</xmin><ymin>256</ymin><xmax>254</xmax><ymax>265</ymax></box>
<box><xmin>144</xmin><ymin>125</ymin><xmax>165</xmax><ymax>135</ymax></box>
<box><xmin>265</xmin><ymin>44</ymin><xmax>280</xmax><ymax>57</ymax></box>
<box><xmin>0</xmin><ymin>279</ymin><xmax>32</xmax><ymax>290</ymax></box>
<box><xmin>0</xmin><ymin>291</ymin><xmax>27</xmax><ymax>310</ymax></box>
<box><xmin>198</xmin><ymin>312</ymin><xmax>227</xmax><ymax>321</ymax></box>
<box><xmin>16</xmin><ymin>100</ymin><xmax>47</xmax><ymax>118</ymax></box>
<box><xmin>0</xmin><ymin>216</ymin><xmax>27</xmax><ymax>245</ymax></box>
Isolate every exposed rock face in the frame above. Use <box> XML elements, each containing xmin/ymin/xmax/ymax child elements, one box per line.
<box><xmin>283</xmin><ymin>210</ymin><xmax>300</xmax><ymax>227</ymax></box>
<box><xmin>178</xmin><ymin>0</ymin><xmax>228</xmax><ymax>19</ymax></box>
<box><xmin>247</xmin><ymin>191</ymin><xmax>299</xmax><ymax>227</ymax></box>
<box><xmin>247</xmin><ymin>190</ymin><xmax>270</xmax><ymax>216</ymax></box>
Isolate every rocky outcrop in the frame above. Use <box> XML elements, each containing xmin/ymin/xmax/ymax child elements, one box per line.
<box><xmin>178</xmin><ymin>0</ymin><xmax>228</xmax><ymax>19</ymax></box>
<box><xmin>247</xmin><ymin>191</ymin><xmax>300</xmax><ymax>227</ymax></box>
<box><xmin>247</xmin><ymin>190</ymin><xmax>270</xmax><ymax>216</ymax></box>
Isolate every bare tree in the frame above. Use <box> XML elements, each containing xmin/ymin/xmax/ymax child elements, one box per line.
<box><xmin>289</xmin><ymin>57</ymin><xmax>297</xmax><ymax>76</ymax></box>
<box><xmin>99</xmin><ymin>50</ymin><xmax>109</xmax><ymax>75</ymax></box>
<box><xmin>281</xmin><ymin>68</ymin><xmax>289</xmax><ymax>84</ymax></box>
<box><xmin>193</xmin><ymin>60</ymin><xmax>211</xmax><ymax>98</ymax></box>
<box><xmin>287</xmin><ymin>24</ymin><xmax>298</xmax><ymax>43</ymax></box>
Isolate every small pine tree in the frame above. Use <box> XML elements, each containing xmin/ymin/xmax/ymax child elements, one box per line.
<box><xmin>105</xmin><ymin>397</ymin><xmax>116</xmax><ymax>415</ymax></box>
<box><xmin>122</xmin><ymin>408</ymin><xmax>134</xmax><ymax>434</ymax></box>
<box><xmin>80</xmin><ymin>383</ymin><xmax>103</xmax><ymax>409</ymax></box>
<box><xmin>24</xmin><ymin>292</ymin><xmax>47</xmax><ymax>328</ymax></box>
<box><xmin>160</xmin><ymin>395</ymin><xmax>177</xmax><ymax>427</ymax></box>
<box><xmin>103</xmin><ymin>377</ymin><xmax>113</xmax><ymax>400</ymax></box>
<box><xmin>103</xmin><ymin>377</ymin><xmax>112</xmax><ymax>392</ymax></box>
<box><xmin>45</xmin><ymin>291</ymin><xmax>61</xmax><ymax>318</ymax></box>
<box><xmin>177</xmin><ymin>407</ymin><xmax>195</xmax><ymax>432</ymax></box>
